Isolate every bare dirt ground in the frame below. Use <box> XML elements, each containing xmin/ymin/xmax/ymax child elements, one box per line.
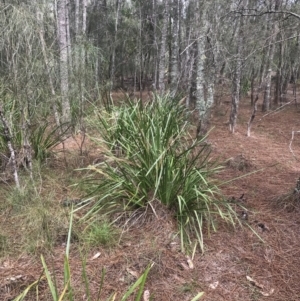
<box><xmin>1</xmin><ymin>93</ymin><xmax>300</xmax><ymax>301</ymax></box>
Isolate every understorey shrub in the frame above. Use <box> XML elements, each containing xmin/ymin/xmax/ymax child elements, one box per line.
<box><xmin>79</xmin><ymin>94</ymin><xmax>238</xmax><ymax>252</ymax></box>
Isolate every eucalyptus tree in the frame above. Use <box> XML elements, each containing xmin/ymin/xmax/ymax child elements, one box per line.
<box><xmin>229</xmin><ymin>1</ymin><xmax>246</xmax><ymax>133</ymax></box>
<box><xmin>109</xmin><ymin>0</ymin><xmax>123</xmax><ymax>90</ymax></box>
<box><xmin>57</xmin><ymin>0</ymin><xmax>71</xmax><ymax>124</ymax></box>
<box><xmin>158</xmin><ymin>0</ymin><xmax>169</xmax><ymax>93</ymax></box>
<box><xmin>261</xmin><ymin>1</ymin><xmax>280</xmax><ymax>112</ymax></box>
<box><xmin>194</xmin><ymin>0</ymin><xmax>215</xmax><ymax>134</ymax></box>
<box><xmin>169</xmin><ymin>0</ymin><xmax>180</xmax><ymax>97</ymax></box>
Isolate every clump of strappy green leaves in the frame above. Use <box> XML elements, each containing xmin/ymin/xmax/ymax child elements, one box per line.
<box><xmin>81</xmin><ymin>94</ymin><xmax>237</xmax><ymax>252</ymax></box>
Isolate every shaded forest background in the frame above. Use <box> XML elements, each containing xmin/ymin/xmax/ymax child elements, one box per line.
<box><xmin>1</xmin><ymin>0</ymin><xmax>300</xmax><ymax>143</ymax></box>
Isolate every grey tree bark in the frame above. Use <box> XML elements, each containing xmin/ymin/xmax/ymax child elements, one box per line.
<box><xmin>57</xmin><ymin>0</ymin><xmax>71</xmax><ymax>124</ymax></box>
<box><xmin>262</xmin><ymin>1</ymin><xmax>280</xmax><ymax>112</ymax></box>
<box><xmin>158</xmin><ymin>0</ymin><xmax>169</xmax><ymax>94</ymax></box>
<box><xmin>169</xmin><ymin>0</ymin><xmax>179</xmax><ymax>97</ymax></box>
<box><xmin>66</xmin><ymin>0</ymin><xmax>72</xmax><ymax>71</ymax></box>
<box><xmin>229</xmin><ymin>4</ymin><xmax>245</xmax><ymax>133</ymax></box>
<box><xmin>110</xmin><ymin>0</ymin><xmax>122</xmax><ymax>91</ymax></box>
<box><xmin>195</xmin><ymin>1</ymin><xmax>214</xmax><ymax>135</ymax></box>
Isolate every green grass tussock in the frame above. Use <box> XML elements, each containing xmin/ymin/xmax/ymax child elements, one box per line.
<box><xmin>79</xmin><ymin>94</ymin><xmax>238</xmax><ymax>252</ymax></box>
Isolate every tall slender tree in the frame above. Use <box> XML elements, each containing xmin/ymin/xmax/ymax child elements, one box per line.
<box><xmin>169</xmin><ymin>0</ymin><xmax>179</xmax><ymax>97</ymax></box>
<box><xmin>229</xmin><ymin>1</ymin><xmax>246</xmax><ymax>133</ymax></box>
<box><xmin>158</xmin><ymin>0</ymin><xmax>169</xmax><ymax>94</ymax></box>
<box><xmin>57</xmin><ymin>0</ymin><xmax>71</xmax><ymax>124</ymax></box>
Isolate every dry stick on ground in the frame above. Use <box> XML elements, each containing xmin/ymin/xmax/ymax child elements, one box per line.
<box><xmin>247</xmin><ymin>92</ymin><xmax>294</xmax><ymax>137</ymax></box>
<box><xmin>0</xmin><ymin>106</ymin><xmax>20</xmax><ymax>189</ymax></box>
<box><xmin>289</xmin><ymin>130</ymin><xmax>300</xmax><ymax>159</ymax></box>
<box><xmin>247</xmin><ymin>94</ymin><xmax>259</xmax><ymax>137</ymax></box>
<box><xmin>258</xmin><ymin>99</ymin><xmax>294</xmax><ymax>121</ymax></box>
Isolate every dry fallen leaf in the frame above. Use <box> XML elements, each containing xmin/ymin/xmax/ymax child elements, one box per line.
<box><xmin>186</xmin><ymin>255</ymin><xmax>194</xmax><ymax>269</ymax></box>
<box><xmin>172</xmin><ymin>274</ymin><xmax>186</xmax><ymax>284</ymax></box>
<box><xmin>126</xmin><ymin>268</ymin><xmax>139</xmax><ymax>278</ymax></box>
<box><xmin>180</xmin><ymin>262</ymin><xmax>190</xmax><ymax>270</ymax></box>
<box><xmin>90</xmin><ymin>252</ymin><xmax>101</xmax><ymax>260</ymax></box>
<box><xmin>7</xmin><ymin>275</ymin><xmax>24</xmax><ymax>281</ymax></box>
<box><xmin>260</xmin><ymin>288</ymin><xmax>274</xmax><ymax>296</ymax></box>
<box><xmin>209</xmin><ymin>281</ymin><xmax>219</xmax><ymax>290</ymax></box>
<box><xmin>246</xmin><ymin>275</ymin><xmax>264</xmax><ymax>289</ymax></box>
<box><xmin>143</xmin><ymin>289</ymin><xmax>150</xmax><ymax>301</ymax></box>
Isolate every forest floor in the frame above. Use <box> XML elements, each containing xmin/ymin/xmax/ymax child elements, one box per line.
<box><xmin>1</xmin><ymin>91</ymin><xmax>300</xmax><ymax>301</ymax></box>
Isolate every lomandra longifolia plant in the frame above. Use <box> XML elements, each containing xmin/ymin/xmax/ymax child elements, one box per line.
<box><xmin>80</xmin><ymin>95</ymin><xmax>238</xmax><ymax>252</ymax></box>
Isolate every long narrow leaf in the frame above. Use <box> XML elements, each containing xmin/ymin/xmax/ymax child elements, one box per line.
<box><xmin>121</xmin><ymin>264</ymin><xmax>153</xmax><ymax>301</ymax></box>
<box><xmin>13</xmin><ymin>276</ymin><xmax>45</xmax><ymax>301</ymax></box>
<box><xmin>41</xmin><ymin>255</ymin><xmax>58</xmax><ymax>301</ymax></box>
<box><xmin>190</xmin><ymin>292</ymin><xmax>205</xmax><ymax>301</ymax></box>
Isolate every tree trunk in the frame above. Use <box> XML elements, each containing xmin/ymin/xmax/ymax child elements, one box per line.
<box><xmin>195</xmin><ymin>1</ymin><xmax>212</xmax><ymax>134</ymax></box>
<box><xmin>80</xmin><ymin>0</ymin><xmax>87</xmax><ymax>127</ymax></box>
<box><xmin>250</xmin><ymin>70</ymin><xmax>255</xmax><ymax>106</ymax></box>
<box><xmin>110</xmin><ymin>0</ymin><xmax>122</xmax><ymax>91</ymax></box>
<box><xmin>262</xmin><ymin>3</ymin><xmax>279</xmax><ymax>112</ymax></box>
<box><xmin>158</xmin><ymin>0</ymin><xmax>169</xmax><ymax>94</ymax></box>
<box><xmin>169</xmin><ymin>0</ymin><xmax>179</xmax><ymax>97</ymax></box>
<box><xmin>75</xmin><ymin>0</ymin><xmax>80</xmax><ymax>71</ymax></box>
<box><xmin>66</xmin><ymin>0</ymin><xmax>72</xmax><ymax>71</ymax></box>
<box><xmin>185</xmin><ymin>38</ymin><xmax>196</xmax><ymax>108</ymax></box>
<box><xmin>152</xmin><ymin>0</ymin><xmax>158</xmax><ymax>90</ymax></box>
<box><xmin>57</xmin><ymin>0</ymin><xmax>71</xmax><ymax>124</ymax></box>
<box><xmin>229</xmin><ymin>8</ymin><xmax>244</xmax><ymax>133</ymax></box>
<box><xmin>139</xmin><ymin>2</ymin><xmax>143</xmax><ymax>99</ymax></box>
<box><xmin>274</xmin><ymin>39</ymin><xmax>283</xmax><ymax>106</ymax></box>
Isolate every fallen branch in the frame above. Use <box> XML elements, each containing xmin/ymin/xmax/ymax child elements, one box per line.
<box><xmin>289</xmin><ymin>130</ymin><xmax>300</xmax><ymax>159</ymax></box>
<box><xmin>258</xmin><ymin>99</ymin><xmax>294</xmax><ymax>121</ymax></box>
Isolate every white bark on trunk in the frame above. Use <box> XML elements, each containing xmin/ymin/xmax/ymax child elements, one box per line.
<box><xmin>261</xmin><ymin>1</ymin><xmax>280</xmax><ymax>112</ymax></box>
<box><xmin>229</xmin><ymin>8</ymin><xmax>244</xmax><ymax>133</ymax></box>
<box><xmin>110</xmin><ymin>0</ymin><xmax>122</xmax><ymax>90</ymax></box>
<box><xmin>75</xmin><ymin>0</ymin><xmax>80</xmax><ymax>37</ymax></box>
<box><xmin>80</xmin><ymin>0</ymin><xmax>87</xmax><ymax>126</ymax></box>
<box><xmin>75</xmin><ymin>0</ymin><xmax>80</xmax><ymax>71</ymax></box>
<box><xmin>82</xmin><ymin>0</ymin><xmax>87</xmax><ymax>35</ymax></box>
<box><xmin>262</xmin><ymin>23</ymin><xmax>279</xmax><ymax>112</ymax></box>
<box><xmin>152</xmin><ymin>0</ymin><xmax>158</xmax><ymax>90</ymax></box>
<box><xmin>170</xmin><ymin>0</ymin><xmax>179</xmax><ymax>97</ymax></box>
<box><xmin>185</xmin><ymin>37</ymin><xmax>196</xmax><ymax>108</ymax></box>
<box><xmin>195</xmin><ymin>1</ymin><xmax>213</xmax><ymax>134</ymax></box>
<box><xmin>57</xmin><ymin>0</ymin><xmax>71</xmax><ymax>124</ymax></box>
<box><xmin>66</xmin><ymin>0</ymin><xmax>72</xmax><ymax>71</ymax></box>
<box><xmin>158</xmin><ymin>0</ymin><xmax>169</xmax><ymax>94</ymax></box>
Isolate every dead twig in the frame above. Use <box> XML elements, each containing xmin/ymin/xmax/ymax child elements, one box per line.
<box><xmin>289</xmin><ymin>130</ymin><xmax>300</xmax><ymax>159</ymax></box>
<box><xmin>258</xmin><ymin>99</ymin><xmax>294</xmax><ymax>121</ymax></box>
